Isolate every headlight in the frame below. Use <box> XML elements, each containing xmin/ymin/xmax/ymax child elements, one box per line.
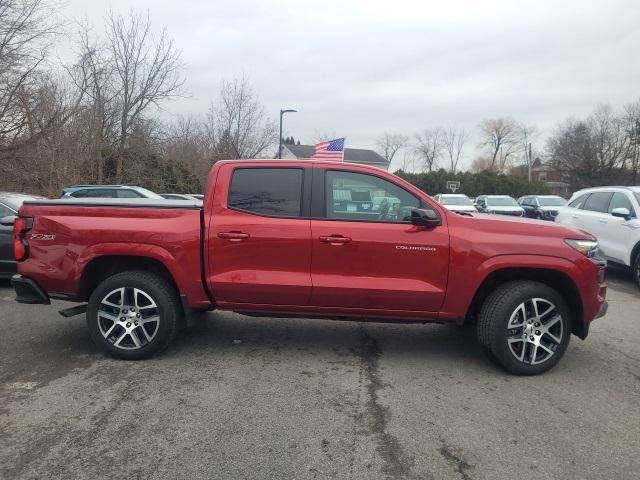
<box><xmin>565</xmin><ymin>239</ymin><xmax>599</xmax><ymax>258</ymax></box>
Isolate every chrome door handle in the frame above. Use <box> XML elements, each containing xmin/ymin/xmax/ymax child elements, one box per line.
<box><xmin>599</xmin><ymin>219</ymin><xmax>607</xmax><ymax>223</ymax></box>
<box><xmin>571</xmin><ymin>214</ymin><xmax>578</xmax><ymax>219</ymax></box>
<box><xmin>319</xmin><ymin>235</ymin><xmax>352</xmax><ymax>245</ymax></box>
<box><xmin>218</xmin><ymin>231</ymin><xmax>250</xmax><ymax>241</ymax></box>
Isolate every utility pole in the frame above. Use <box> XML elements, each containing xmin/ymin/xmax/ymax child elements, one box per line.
<box><xmin>528</xmin><ymin>142</ymin><xmax>532</xmax><ymax>182</ymax></box>
<box><xmin>278</xmin><ymin>109</ymin><xmax>297</xmax><ymax>159</ymax></box>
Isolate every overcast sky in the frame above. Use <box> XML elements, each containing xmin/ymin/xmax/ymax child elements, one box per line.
<box><xmin>63</xmin><ymin>0</ymin><xmax>640</xmax><ymax>170</ymax></box>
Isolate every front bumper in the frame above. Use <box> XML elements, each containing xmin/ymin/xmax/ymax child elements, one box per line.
<box><xmin>11</xmin><ymin>274</ymin><xmax>50</xmax><ymax>304</ymax></box>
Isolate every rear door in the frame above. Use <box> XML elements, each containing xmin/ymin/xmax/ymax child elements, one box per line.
<box><xmin>309</xmin><ymin>166</ymin><xmax>449</xmax><ymax>313</ymax></box>
<box><xmin>207</xmin><ymin>165</ymin><xmax>312</xmax><ymax>306</ymax></box>
<box><xmin>578</xmin><ymin>191</ymin><xmax>613</xmax><ymax>245</ymax></box>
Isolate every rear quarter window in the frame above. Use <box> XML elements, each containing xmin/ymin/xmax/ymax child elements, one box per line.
<box><xmin>568</xmin><ymin>193</ymin><xmax>588</xmax><ymax>209</ymax></box>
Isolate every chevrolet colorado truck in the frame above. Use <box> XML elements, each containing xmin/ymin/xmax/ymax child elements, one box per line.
<box><xmin>4</xmin><ymin>160</ymin><xmax>608</xmax><ymax>374</ymax></box>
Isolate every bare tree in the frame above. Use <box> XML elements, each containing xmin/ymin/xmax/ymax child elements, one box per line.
<box><xmin>66</xmin><ymin>23</ymin><xmax>119</xmax><ymax>182</ymax></box>
<box><xmin>313</xmin><ymin>129</ymin><xmax>338</xmax><ymax>144</ymax></box>
<box><xmin>0</xmin><ymin>0</ymin><xmax>61</xmax><ymax>152</ymax></box>
<box><xmin>477</xmin><ymin>118</ymin><xmax>520</xmax><ymax>171</ymax></box>
<box><xmin>623</xmin><ymin>100</ymin><xmax>640</xmax><ymax>182</ymax></box>
<box><xmin>375</xmin><ymin>132</ymin><xmax>408</xmax><ymax>164</ymax></box>
<box><xmin>516</xmin><ymin>123</ymin><xmax>538</xmax><ymax>181</ymax></box>
<box><xmin>442</xmin><ymin>125</ymin><xmax>468</xmax><ymax>173</ymax></box>
<box><xmin>107</xmin><ymin>10</ymin><xmax>184</xmax><ymax>181</ymax></box>
<box><xmin>413</xmin><ymin>128</ymin><xmax>443</xmax><ymax>172</ymax></box>
<box><xmin>208</xmin><ymin>77</ymin><xmax>277</xmax><ymax>159</ymax></box>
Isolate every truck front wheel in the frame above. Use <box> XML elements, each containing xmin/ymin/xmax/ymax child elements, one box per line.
<box><xmin>87</xmin><ymin>270</ymin><xmax>181</xmax><ymax>360</ymax></box>
<box><xmin>477</xmin><ymin>281</ymin><xmax>571</xmax><ymax>375</ymax></box>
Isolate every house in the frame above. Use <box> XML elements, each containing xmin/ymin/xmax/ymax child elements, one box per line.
<box><xmin>281</xmin><ymin>144</ymin><xmax>390</xmax><ymax>170</ymax></box>
<box><xmin>530</xmin><ymin>158</ymin><xmax>571</xmax><ymax>197</ymax></box>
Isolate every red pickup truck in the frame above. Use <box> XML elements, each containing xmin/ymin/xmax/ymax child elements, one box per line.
<box><xmin>6</xmin><ymin>160</ymin><xmax>608</xmax><ymax>374</ymax></box>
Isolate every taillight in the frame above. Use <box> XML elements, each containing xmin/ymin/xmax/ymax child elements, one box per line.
<box><xmin>13</xmin><ymin>217</ymin><xmax>33</xmax><ymax>261</ymax></box>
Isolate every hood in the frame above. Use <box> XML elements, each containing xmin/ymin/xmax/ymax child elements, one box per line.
<box><xmin>443</xmin><ymin>204</ymin><xmax>477</xmax><ymax>212</ymax></box>
<box><xmin>486</xmin><ymin>206</ymin><xmax>524</xmax><ymax>212</ymax></box>
<box><xmin>463</xmin><ymin>212</ymin><xmax>594</xmax><ymax>240</ymax></box>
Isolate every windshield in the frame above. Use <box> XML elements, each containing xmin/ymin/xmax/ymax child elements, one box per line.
<box><xmin>487</xmin><ymin>197</ymin><xmax>519</xmax><ymax>207</ymax></box>
<box><xmin>537</xmin><ymin>197</ymin><xmax>567</xmax><ymax>207</ymax></box>
<box><xmin>2</xmin><ymin>195</ymin><xmax>42</xmax><ymax>210</ymax></box>
<box><xmin>440</xmin><ymin>195</ymin><xmax>473</xmax><ymax>206</ymax></box>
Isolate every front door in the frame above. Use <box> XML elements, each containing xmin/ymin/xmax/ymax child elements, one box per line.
<box><xmin>310</xmin><ymin>167</ymin><xmax>450</xmax><ymax>314</ymax></box>
<box><xmin>207</xmin><ymin>165</ymin><xmax>312</xmax><ymax>306</ymax></box>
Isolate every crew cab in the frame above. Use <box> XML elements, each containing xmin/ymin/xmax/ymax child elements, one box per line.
<box><xmin>5</xmin><ymin>160</ymin><xmax>608</xmax><ymax>375</ymax></box>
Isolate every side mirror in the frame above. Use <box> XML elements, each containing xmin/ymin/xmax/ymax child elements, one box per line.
<box><xmin>611</xmin><ymin>207</ymin><xmax>631</xmax><ymax>220</ymax></box>
<box><xmin>411</xmin><ymin>208</ymin><xmax>441</xmax><ymax>227</ymax></box>
<box><xmin>0</xmin><ymin>215</ymin><xmax>16</xmax><ymax>226</ymax></box>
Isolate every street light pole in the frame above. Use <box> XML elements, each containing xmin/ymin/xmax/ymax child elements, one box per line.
<box><xmin>278</xmin><ymin>109</ymin><xmax>297</xmax><ymax>158</ymax></box>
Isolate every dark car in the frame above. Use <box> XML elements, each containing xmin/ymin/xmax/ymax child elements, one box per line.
<box><xmin>519</xmin><ymin>195</ymin><xmax>567</xmax><ymax>220</ymax></box>
<box><xmin>0</xmin><ymin>192</ymin><xmax>47</xmax><ymax>278</ymax></box>
<box><xmin>475</xmin><ymin>195</ymin><xmax>525</xmax><ymax>216</ymax></box>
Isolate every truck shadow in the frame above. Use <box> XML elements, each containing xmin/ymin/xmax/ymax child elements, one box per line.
<box><xmin>173</xmin><ymin>313</ymin><xmax>488</xmax><ymax>370</ymax></box>
<box><xmin>605</xmin><ymin>264</ymin><xmax>639</xmax><ymax>296</ymax></box>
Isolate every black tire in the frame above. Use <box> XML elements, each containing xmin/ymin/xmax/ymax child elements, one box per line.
<box><xmin>87</xmin><ymin>270</ymin><xmax>181</xmax><ymax>360</ymax></box>
<box><xmin>477</xmin><ymin>281</ymin><xmax>571</xmax><ymax>375</ymax></box>
<box><xmin>633</xmin><ymin>252</ymin><xmax>640</xmax><ymax>289</ymax></box>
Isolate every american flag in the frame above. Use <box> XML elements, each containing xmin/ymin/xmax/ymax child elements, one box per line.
<box><xmin>310</xmin><ymin>137</ymin><xmax>345</xmax><ymax>161</ymax></box>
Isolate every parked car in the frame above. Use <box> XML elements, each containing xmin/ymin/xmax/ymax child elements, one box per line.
<box><xmin>161</xmin><ymin>193</ymin><xmax>195</xmax><ymax>200</ymax></box>
<box><xmin>0</xmin><ymin>192</ymin><xmax>47</xmax><ymax>278</ymax></box>
<box><xmin>519</xmin><ymin>195</ymin><xmax>568</xmax><ymax>220</ymax></box>
<box><xmin>61</xmin><ymin>185</ymin><xmax>163</xmax><ymax>199</ymax></box>
<box><xmin>475</xmin><ymin>195</ymin><xmax>525</xmax><ymax>216</ymax></box>
<box><xmin>8</xmin><ymin>160</ymin><xmax>607</xmax><ymax>375</ymax></box>
<box><xmin>433</xmin><ymin>194</ymin><xmax>477</xmax><ymax>213</ymax></box>
<box><xmin>555</xmin><ymin>186</ymin><xmax>640</xmax><ymax>287</ymax></box>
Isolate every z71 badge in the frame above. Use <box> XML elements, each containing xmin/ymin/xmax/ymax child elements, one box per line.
<box><xmin>29</xmin><ymin>233</ymin><xmax>56</xmax><ymax>241</ymax></box>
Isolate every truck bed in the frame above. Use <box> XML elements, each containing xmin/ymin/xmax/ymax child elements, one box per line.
<box><xmin>18</xmin><ymin>198</ymin><xmax>210</xmax><ymax>307</ymax></box>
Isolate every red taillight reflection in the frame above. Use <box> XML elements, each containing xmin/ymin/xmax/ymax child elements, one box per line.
<box><xmin>13</xmin><ymin>217</ymin><xmax>33</xmax><ymax>261</ymax></box>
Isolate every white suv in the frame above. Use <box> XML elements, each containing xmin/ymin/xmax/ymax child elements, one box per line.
<box><xmin>555</xmin><ymin>186</ymin><xmax>640</xmax><ymax>287</ymax></box>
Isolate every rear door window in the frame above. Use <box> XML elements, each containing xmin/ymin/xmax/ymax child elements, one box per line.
<box><xmin>228</xmin><ymin>168</ymin><xmax>303</xmax><ymax>217</ymax></box>
<box><xmin>582</xmin><ymin>192</ymin><xmax>612</xmax><ymax>213</ymax></box>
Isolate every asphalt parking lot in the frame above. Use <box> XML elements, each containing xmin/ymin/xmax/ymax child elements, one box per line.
<box><xmin>1</xmin><ymin>269</ymin><xmax>639</xmax><ymax>480</ymax></box>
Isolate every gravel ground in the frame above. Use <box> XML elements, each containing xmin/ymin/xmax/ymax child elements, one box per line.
<box><xmin>1</xmin><ymin>267</ymin><xmax>639</xmax><ymax>480</ymax></box>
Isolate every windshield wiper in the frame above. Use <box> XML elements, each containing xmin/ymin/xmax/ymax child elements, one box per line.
<box><xmin>455</xmin><ymin>211</ymin><xmax>474</xmax><ymax>217</ymax></box>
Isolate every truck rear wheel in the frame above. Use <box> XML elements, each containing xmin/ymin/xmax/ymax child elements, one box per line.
<box><xmin>87</xmin><ymin>270</ymin><xmax>181</xmax><ymax>360</ymax></box>
<box><xmin>477</xmin><ymin>281</ymin><xmax>571</xmax><ymax>375</ymax></box>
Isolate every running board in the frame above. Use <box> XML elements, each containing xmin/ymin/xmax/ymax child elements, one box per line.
<box><xmin>58</xmin><ymin>304</ymin><xmax>88</xmax><ymax>318</ymax></box>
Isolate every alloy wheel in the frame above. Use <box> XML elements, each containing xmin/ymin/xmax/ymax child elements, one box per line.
<box><xmin>97</xmin><ymin>287</ymin><xmax>160</xmax><ymax>350</ymax></box>
<box><xmin>505</xmin><ymin>298</ymin><xmax>563</xmax><ymax>365</ymax></box>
